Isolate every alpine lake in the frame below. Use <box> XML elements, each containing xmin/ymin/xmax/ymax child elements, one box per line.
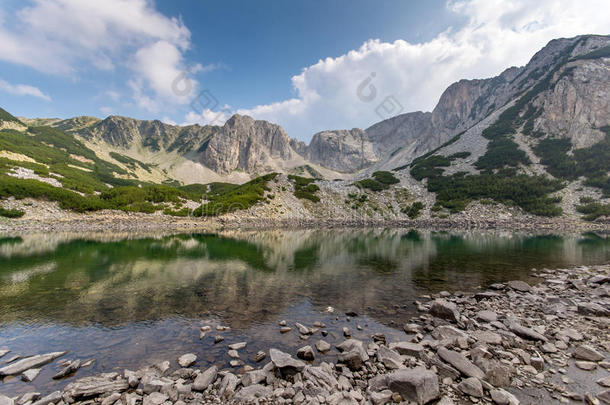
<box><xmin>1</xmin><ymin>229</ymin><xmax>609</xmax><ymax>396</ymax></box>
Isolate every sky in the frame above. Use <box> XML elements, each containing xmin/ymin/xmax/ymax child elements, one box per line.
<box><xmin>0</xmin><ymin>0</ymin><xmax>608</xmax><ymax>141</ymax></box>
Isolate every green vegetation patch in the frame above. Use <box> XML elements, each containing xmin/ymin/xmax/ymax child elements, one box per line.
<box><xmin>354</xmin><ymin>171</ymin><xmax>399</xmax><ymax>191</ymax></box>
<box><xmin>402</xmin><ymin>201</ymin><xmax>424</xmax><ymax>219</ymax></box>
<box><xmin>428</xmin><ymin>170</ymin><xmax>564</xmax><ymax>216</ymax></box>
<box><xmin>532</xmin><ymin>127</ymin><xmax>610</xmax><ymax>196</ymax></box>
<box><xmin>533</xmin><ymin>138</ymin><xmax>577</xmax><ymax>179</ymax></box>
<box><xmin>0</xmin><ymin>107</ymin><xmax>24</xmax><ymax>125</ymax></box>
<box><xmin>288</xmin><ymin>174</ymin><xmax>320</xmax><ymax>202</ymax></box>
<box><xmin>576</xmin><ymin>201</ymin><xmax>610</xmax><ymax>221</ymax></box>
<box><xmin>109</xmin><ymin>152</ymin><xmax>153</xmax><ymax>173</ymax></box>
<box><xmin>194</xmin><ymin>173</ymin><xmax>278</xmax><ymax>216</ymax></box>
<box><xmin>0</xmin><ymin>207</ymin><xmax>25</xmax><ymax>218</ymax></box>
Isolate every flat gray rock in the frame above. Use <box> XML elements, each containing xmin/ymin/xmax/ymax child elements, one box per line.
<box><xmin>437</xmin><ymin>347</ymin><xmax>485</xmax><ymax>379</ymax></box>
<box><xmin>269</xmin><ymin>348</ymin><xmax>305</xmax><ymax>373</ymax></box>
<box><xmin>389</xmin><ymin>342</ymin><xmax>424</xmax><ymax>358</ymax></box>
<box><xmin>228</xmin><ymin>342</ymin><xmax>247</xmax><ymax>350</ymax></box>
<box><xmin>572</xmin><ymin>345</ymin><xmax>604</xmax><ymax>362</ymax></box>
<box><xmin>21</xmin><ymin>368</ymin><xmax>41</xmax><ymax>382</ymax></box>
<box><xmin>64</xmin><ymin>375</ymin><xmax>129</xmax><ymax>399</ymax></box>
<box><xmin>509</xmin><ymin>323</ymin><xmax>548</xmax><ymax>342</ymax></box>
<box><xmin>476</xmin><ymin>310</ymin><xmax>498</xmax><ymax>323</ymax></box>
<box><xmin>30</xmin><ymin>391</ymin><xmax>62</xmax><ymax>405</ymax></box>
<box><xmin>508</xmin><ymin>280</ymin><xmax>531</xmax><ymax>292</ymax></box>
<box><xmin>0</xmin><ymin>352</ymin><xmax>67</xmax><ymax>376</ymax></box>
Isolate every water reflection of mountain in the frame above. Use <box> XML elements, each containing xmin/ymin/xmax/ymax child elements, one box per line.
<box><xmin>0</xmin><ymin>230</ymin><xmax>608</xmax><ymax>329</ymax></box>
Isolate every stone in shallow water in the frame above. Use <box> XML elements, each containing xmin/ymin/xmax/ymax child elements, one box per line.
<box><xmin>295</xmin><ymin>323</ymin><xmax>311</xmax><ymax>335</ymax></box>
<box><xmin>253</xmin><ymin>351</ymin><xmax>266</xmax><ymax>362</ymax></box>
<box><xmin>0</xmin><ymin>351</ymin><xmax>67</xmax><ymax>376</ymax></box>
<box><xmin>228</xmin><ymin>342</ymin><xmax>247</xmax><ymax>350</ymax></box>
<box><xmin>21</xmin><ymin>368</ymin><xmax>40</xmax><ymax>382</ymax></box>
<box><xmin>297</xmin><ymin>345</ymin><xmax>315</xmax><ymax>361</ymax></box>
<box><xmin>315</xmin><ymin>340</ymin><xmax>331</xmax><ymax>353</ymax></box>
<box><xmin>177</xmin><ymin>353</ymin><xmax>196</xmax><ymax>367</ymax></box>
<box><xmin>52</xmin><ymin>359</ymin><xmax>81</xmax><ymax>379</ymax></box>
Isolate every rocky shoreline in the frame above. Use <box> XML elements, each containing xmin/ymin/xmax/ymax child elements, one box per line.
<box><xmin>1</xmin><ymin>213</ymin><xmax>608</xmax><ymax>234</ymax></box>
<box><xmin>1</xmin><ymin>264</ymin><xmax>609</xmax><ymax>405</ymax></box>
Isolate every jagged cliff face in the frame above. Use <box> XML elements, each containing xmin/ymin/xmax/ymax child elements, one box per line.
<box><xmin>306</xmin><ymin>128</ymin><xmax>376</xmax><ymax>173</ymax></box>
<box><xmin>201</xmin><ymin>114</ymin><xmax>297</xmax><ymax>174</ymax></box>
<box><xmin>314</xmin><ymin>35</ymin><xmax>609</xmax><ymax>174</ymax></box>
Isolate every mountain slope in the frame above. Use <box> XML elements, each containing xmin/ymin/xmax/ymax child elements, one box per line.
<box><xmin>1</xmin><ymin>34</ymin><xmax>608</xmax><ymax>224</ymax></box>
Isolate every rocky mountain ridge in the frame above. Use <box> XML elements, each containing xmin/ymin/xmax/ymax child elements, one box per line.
<box><xmin>10</xmin><ymin>34</ymin><xmax>605</xmax><ymax>184</ymax></box>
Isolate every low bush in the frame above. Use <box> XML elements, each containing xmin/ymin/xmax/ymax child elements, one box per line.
<box><xmin>194</xmin><ymin>173</ymin><xmax>278</xmax><ymax>216</ymax></box>
<box><xmin>403</xmin><ymin>201</ymin><xmax>424</xmax><ymax>219</ymax></box>
<box><xmin>288</xmin><ymin>175</ymin><xmax>320</xmax><ymax>202</ymax></box>
<box><xmin>0</xmin><ymin>207</ymin><xmax>25</xmax><ymax>218</ymax></box>
<box><xmin>354</xmin><ymin>171</ymin><xmax>400</xmax><ymax>191</ymax></box>
<box><xmin>576</xmin><ymin>202</ymin><xmax>610</xmax><ymax>221</ymax></box>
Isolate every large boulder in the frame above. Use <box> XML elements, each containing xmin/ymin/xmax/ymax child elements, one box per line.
<box><xmin>430</xmin><ymin>299</ymin><xmax>460</xmax><ymax>323</ymax></box>
<box><xmin>386</xmin><ymin>367</ymin><xmax>440</xmax><ymax>404</ymax></box>
<box><xmin>193</xmin><ymin>366</ymin><xmax>217</xmax><ymax>391</ymax></box>
<box><xmin>269</xmin><ymin>348</ymin><xmax>306</xmax><ymax>374</ymax></box>
<box><xmin>336</xmin><ymin>339</ymin><xmax>369</xmax><ymax>371</ymax></box>
<box><xmin>572</xmin><ymin>345</ymin><xmax>604</xmax><ymax>362</ymax></box>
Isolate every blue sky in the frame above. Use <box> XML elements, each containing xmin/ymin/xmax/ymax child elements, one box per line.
<box><xmin>0</xmin><ymin>0</ymin><xmax>608</xmax><ymax>140</ymax></box>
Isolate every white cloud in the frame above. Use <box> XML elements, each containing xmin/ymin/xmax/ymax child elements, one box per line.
<box><xmin>0</xmin><ymin>0</ymin><xmax>196</xmax><ymax>110</ymax></box>
<box><xmin>216</xmin><ymin>0</ymin><xmax>610</xmax><ymax>140</ymax></box>
<box><xmin>0</xmin><ymin>78</ymin><xmax>51</xmax><ymax>101</ymax></box>
<box><xmin>99</xmin><ymin>106</ymin><xmax>113</xmax><ymax>115</ymax></box>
